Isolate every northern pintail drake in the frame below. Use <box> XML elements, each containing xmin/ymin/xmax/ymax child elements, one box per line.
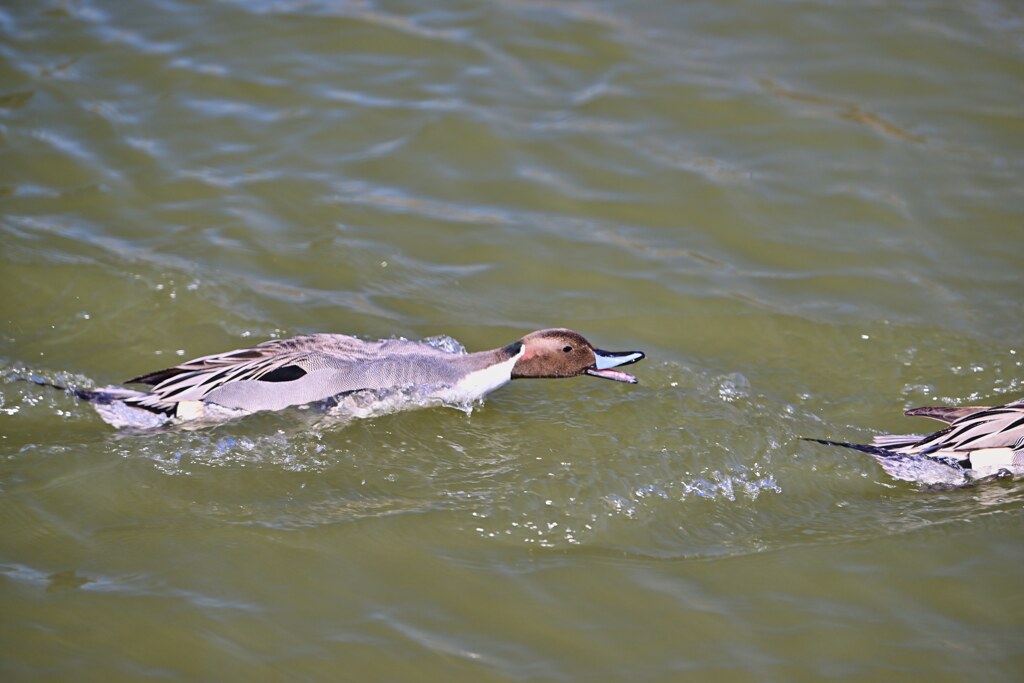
<box><xmin>806</xmin><ymin>397</ymin><xmax>1024</xmax><ymax>486</ymax></box>
<box><xmin>64</xmin><ymin>328</ymin><xmax>645</xmax><ymax>428</ymax></box>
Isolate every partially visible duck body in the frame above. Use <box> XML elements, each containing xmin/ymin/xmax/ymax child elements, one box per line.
<box><xmin>63</xmin><ymin>328</ymin><xmax>645</xmax><ymax>429</ymax></box>
<box><xmin>806</xmin><ymin>397</ymin><xmax>1024</xmax><ymax>487</ymax></box>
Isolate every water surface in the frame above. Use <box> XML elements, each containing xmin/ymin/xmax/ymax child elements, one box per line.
<box><xmin>2</xmin><ymin>1</ymin><xmax>1023</xmax><ymax>681</ymax></box>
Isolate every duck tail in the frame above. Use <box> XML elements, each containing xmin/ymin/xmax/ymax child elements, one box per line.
<box><xmin>800</xmin><ymin>437</ymin><xmax>899</xmax><ymax>459</ymax></box>
<box><xmin>22</xmin><ymin>375</ymin><xmax>101</xmax><ymax>402</ymax></box>
<box><xmin>22</xmin><ymin>375</ymin><xmax>148</xmax><ymax>405</ymax></box>
<box><xmin>23</xmin><ymin>375</ymin><xmax>172</xmax><ymax>429</ymax></box>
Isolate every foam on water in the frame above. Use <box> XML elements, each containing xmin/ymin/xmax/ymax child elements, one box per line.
<box><xmin>420</xmin><ymin>334</ymin><xmax>468</xmax><ymax>356</ymax></box>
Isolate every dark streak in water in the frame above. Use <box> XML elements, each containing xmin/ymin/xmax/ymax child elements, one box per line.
<box><xmin>759</xmin><ymin>78</ymin><xmax>926</xmax><ymax>144</ymax></box>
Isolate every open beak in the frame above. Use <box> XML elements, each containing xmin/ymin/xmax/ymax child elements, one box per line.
<box><xmin>585</xmin><ymin>349</ymin><xmax>645</xmax><ymax>383</ymax></box>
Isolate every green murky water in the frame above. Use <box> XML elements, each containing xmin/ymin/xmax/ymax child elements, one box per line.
<box><xmin>2</xmin><ymin>1</ymin><xmax>1023</xmax><ymax>680</ymax></box>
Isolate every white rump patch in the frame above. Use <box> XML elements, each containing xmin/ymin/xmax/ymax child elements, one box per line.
<box><xmin>968</xmin><ymin>448</ymin><xmax>1022</xmax><ymax>477</ymax></box>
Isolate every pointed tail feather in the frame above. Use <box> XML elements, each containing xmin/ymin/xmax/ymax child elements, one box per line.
<box><xmin>23</xmin><ymin>376</ymin><xmax>172</xmax><ymax>428</ymax></box>
<box><xmin>23</xmin><ymin>376</ymin><xmax>156</xmax><ymax>409</ymax></box>
<box><xmin>22</xmin><ymin>376</ymin><xmax>105</xmax><ymax>402</ymax></box>
<box><xmin>800</xmin><ymin>437</ymin><xmax>900</xmax><ymax>459</ymax></box>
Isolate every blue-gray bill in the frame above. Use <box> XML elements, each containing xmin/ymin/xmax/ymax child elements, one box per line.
<box><xmin>586</xmin><ymin>349</ymin><xmax>645</xmax><ymax>383</ymax></box>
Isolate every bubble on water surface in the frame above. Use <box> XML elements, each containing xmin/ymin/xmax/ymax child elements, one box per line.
<box><xmin>420</xmin><ymin>335</ymin><xmax>467</xmax><ymax>355</ymax></box>
<box><xmin>717</xmin><ymin>372</ymin><xmax>750</xmax><ymax>403</ymax></box>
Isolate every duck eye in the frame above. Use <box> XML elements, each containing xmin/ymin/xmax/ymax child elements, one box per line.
<box><xmin>562</xmin><ymin>346</ymin><xmax>572</xmax><ymax>353</ymax></box>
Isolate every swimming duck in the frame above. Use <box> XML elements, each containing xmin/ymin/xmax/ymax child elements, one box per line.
<box><xmin>63</xmin><ymin>328</ymin><xmax>645</xmax><ymax>428</ymax></box>
<box><xmin>805</xmin><ymin>397</ymin><xmax>1024</xmax><ymax>485</ymax></box>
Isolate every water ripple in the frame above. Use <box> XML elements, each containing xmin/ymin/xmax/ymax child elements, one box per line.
<box><xmin>1</xmin><ymin>0</ymin><xmax>1022</xmax><ymax>677</ymax></box>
